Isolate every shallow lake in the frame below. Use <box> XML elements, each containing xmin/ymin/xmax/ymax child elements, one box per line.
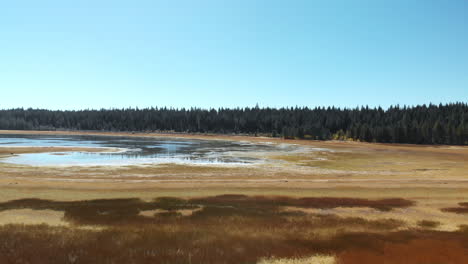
<box><xmin>0</xmin><ymin>134</ymin><xmax>283</xmax><ymax>166</ymax></box>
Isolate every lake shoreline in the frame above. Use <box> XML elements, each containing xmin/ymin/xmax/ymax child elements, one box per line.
<box><xmin>0</xmin><ymin>129</ymin><xmax>466</xmax><ymax>192</ymax></box>
<box><xmin>0</xmin><ymin>129</ymin><xmax>466</xmax><ymax>153</ymax></box>
<box><xmin>0</xmin><ymin>132</ymin><xmax>276</xmax><ymax>167</ymax></box>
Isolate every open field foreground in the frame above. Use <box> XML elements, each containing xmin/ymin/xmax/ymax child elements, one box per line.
<box><xmin>0</xmin><ymin>130</ymin><xmax>467</xmax><ymax>264</ymax></box>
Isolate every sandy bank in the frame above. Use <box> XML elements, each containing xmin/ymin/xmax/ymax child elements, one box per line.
<box><xmin>0</xmin><ymin>146</ymin><xmax>122</xmax><ymax>156</ymax></box>
<box><xmin>0</xmin><ymin>129</ymin><xmax>467</xmax><ymax>155</ymax></box>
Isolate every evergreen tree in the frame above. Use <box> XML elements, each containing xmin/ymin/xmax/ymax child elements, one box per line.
<box><xmin>0</xmin><ymin>103</ymin><xmax>466</xmax><ymax>145</ymax></box>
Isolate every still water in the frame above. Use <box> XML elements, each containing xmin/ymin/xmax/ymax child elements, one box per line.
<box><xmin>0</xmin><ymin>134</ymin><xmax>280</xmax><ymax>166</ymax></box>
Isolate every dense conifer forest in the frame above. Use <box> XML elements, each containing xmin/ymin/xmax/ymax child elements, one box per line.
<box><xmin>0</xmin><ymin>103</ymin><xmax>466</xmax><ymax>145</ymax></box>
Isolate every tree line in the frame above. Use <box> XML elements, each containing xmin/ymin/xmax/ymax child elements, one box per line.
<box><xmin>0</xmin><ymin>103</ymin><xmax>466</xmax><ymax>145</ymax></box>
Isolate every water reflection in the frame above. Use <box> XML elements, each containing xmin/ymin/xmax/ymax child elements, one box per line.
<box><xmin>0</xmin><ymin>134</ymin><xmax>278</xmax><ymax>166</ymax></box>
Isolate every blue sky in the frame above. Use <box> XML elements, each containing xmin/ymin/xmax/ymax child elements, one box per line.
<box><xmin>1</xmin><ymin>0</ymin><xmax>467</xmax><ymax>110</ymax></box>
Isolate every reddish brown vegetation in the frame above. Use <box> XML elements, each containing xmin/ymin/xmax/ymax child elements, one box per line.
<box><xmin>191</xmin><ymin>194</ymin><xmax>414</xmax><ymax>211</ymax></box>
<box><xmin>0</xmin><ymin>195</ymin><xmax>414</xmax><ymax>226</ymax></box>
<box><xmin>0</xmin><ymin>195</ymin><xmax>465</xmax><ymax>264</ymax></box>
<box><xmin>0</xmin><ymin>225</ymin><xmax>467</xmax><ymax>264</ymax></box>
<box><xmin>338</xmin><ymin>231</ymin><xmax>468</xmax><ymax>264</ymax></box>
<box><xmin>442</xmin><ymin>202</ymin><xmax>468</xmax><ymax>214</ymax></box>
<box><xmin>417</xmin><ymin>220</ymin><xmax>440</xmax><ymax>229</ymax></box>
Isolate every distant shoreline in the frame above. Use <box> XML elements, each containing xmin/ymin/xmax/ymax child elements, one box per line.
<box><xmin>0</xmin><ymin>130</ymin><xmax>466</xmax><ymax>153</ymax></box>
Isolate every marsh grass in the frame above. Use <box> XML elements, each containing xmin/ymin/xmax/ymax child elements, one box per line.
<box><xmin>0</xmin><ymin>195</ymin><xmax>466</xmax><ymax>264</ymax></box>
<box><xmin>417</xmin><ymin>220</ymin><xmax>441</xmax><ymax>229</ymax></box>
<box><xmin>190</xmin><ymin>194</ymin><xmax>414</xmax><ymax>212</ymax></box>
<box><xmin>0</xmin><ymin>195</ymin><xmax>414</xmax><ymax>226</ymax></box>
<box><xmin>442</xmin><ymin>202</ymin><xmax>468</xmax><ymax>214</ymax></box>
<box><xmin>338</xmin><ymin>232</ymin><xmax>468</xmax><ymax>264</ymax></box>
<box><xmin>1</xmin><ymin>224</ymin><xmax>467</xmax><ymax>264</ymax></box>
<box><xmin>258</xmin><ymin>254</ymin><xmax>336</xmax><ymax>264</ymax></box>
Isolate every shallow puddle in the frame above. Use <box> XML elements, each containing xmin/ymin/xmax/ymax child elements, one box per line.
<box><xmin>0</xmin><ymin>134</ymin><xmax>294</xmax><ymax>166</ymax></box>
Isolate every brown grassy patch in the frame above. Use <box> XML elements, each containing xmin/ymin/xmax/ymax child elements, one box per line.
<box><xmin>0</xmin><ymin>195</ymin><xmax>465</xmax><ymax>264</ymax></box>
<box><xmin>0</xmin><ymin>195</ymin><xmax>413</xmax><ymax>226</ymax></box>
<box><xmin>441</xmin><ymin>202</ymin><xmax>468</xmax><ymax>214</ymax></box>
<box><xmin>417</xmin><ymin>220</ymin><xmax>441</xmax><ymax>229</ymax></box>
<box><xmin>0</xmin><ymin>197</ymin><xmax>196</xmax><ymax>226</ymax></box>
<box><xmin>338</xmin><ymin>232</ymin><xmax>468</xmax><ymax>264</ymax></box>
<box><xmin>190</xmin><ymin>194</ymin><xmax>414</xmax><ymax>211</ymax></box>
<box><xmin>258</xmin><ymin>254</ymin><xmax>336</xmax><ymax>264</ymax></box>
<box><xmin>0</xmin><ymin>225</ymin><xmax>467</xmax><ymax>264</ymax></box>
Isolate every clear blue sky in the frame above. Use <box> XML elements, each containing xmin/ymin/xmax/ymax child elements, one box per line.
<box><xmin>1</xmin><ymin>0</ymin><xmax>467</xmax><ymax>110</ymax></box>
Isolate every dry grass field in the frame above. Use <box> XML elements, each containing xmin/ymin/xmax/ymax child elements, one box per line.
<box><xmin>0</xmin><ymin>130</ymin><xmax>467</xmax><ymax>263</ymax></box>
